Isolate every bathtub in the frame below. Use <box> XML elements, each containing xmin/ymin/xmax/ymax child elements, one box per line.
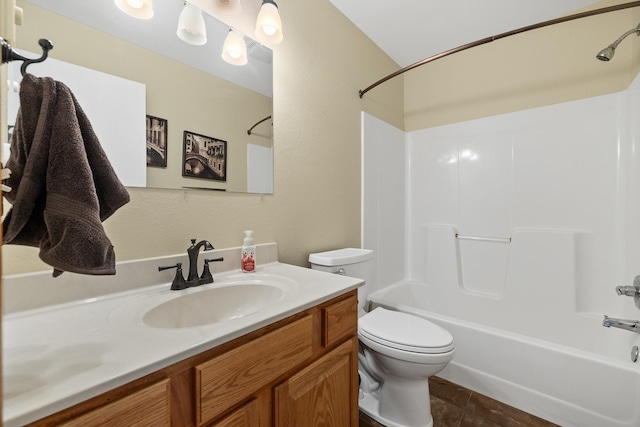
<box><xmin>367</xmin><ymin>281</ymin><xmax>640</xmax><ymax>427</ymax></box>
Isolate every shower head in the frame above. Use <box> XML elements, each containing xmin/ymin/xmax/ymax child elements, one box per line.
<box><xmin>596</xmin><ymin>22</ymin><xmax>640</xmax><ymax>61</ymax></box>
<box><xmin>596</xmin><ymin>44</ymin><xmax>616</xmax><ymax>61</ymax></box>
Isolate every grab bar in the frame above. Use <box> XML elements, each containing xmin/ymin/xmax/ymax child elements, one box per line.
<box><xmin>455</xmin><ymin>234</ymin><xmax>511</xmax><ymax>243</ymax></box>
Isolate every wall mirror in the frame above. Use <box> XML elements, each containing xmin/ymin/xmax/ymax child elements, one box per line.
<box><xmin>11</xmin><ymin>0</ymin><xmax>274</xmax><ymax>194</ymax></box>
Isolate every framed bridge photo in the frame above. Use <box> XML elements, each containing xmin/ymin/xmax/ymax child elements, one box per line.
<box><xmin>182</xmin><ymin>130</ymin><xmax>227</xmax><ymax>181</ymax></box>
<box><xmin>146</xmin><ymin>115</ymin><xmax>168</xmax><ymax>167</ymax></box>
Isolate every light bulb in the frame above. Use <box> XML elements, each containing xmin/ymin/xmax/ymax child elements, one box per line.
<box><xmin>211</xmin><ymin>0</ymin><xmax>241</xmax><ymax>16</ymax></box>
<box><xmin>114</xmin><ymin>0</ymin><xmax>153</xmax><ymax>19</ymax></box>
<box><xmin>222</xmin><ymin>29</ymin><xmax>247</xmax><ymax>66</ymax></box>
<box><xmin>262</xmin><ymin>24</ymin><xmax>277</xmax><ymax>36</ymax></box>
<box><xmin>126</xmin><ymin>0</ymin><xmax>143</xmax><ymax>8</ymax></box>
<box><xmin>255</xmin><ymin>1</ymin><xmax>283</xmax><ymax>45</ymax></box>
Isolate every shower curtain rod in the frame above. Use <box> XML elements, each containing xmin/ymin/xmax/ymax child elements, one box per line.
<box><xmin>247</xmin><ymin>115</ymin><xmax>272</xmax><ymax>135</ymax></box>
<box><xmin>359</xmin><ymin>1</ymin><xmax>640</xmax><ymax>98</ymax></box>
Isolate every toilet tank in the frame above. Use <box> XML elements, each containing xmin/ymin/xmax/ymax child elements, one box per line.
<box><xmin>308</xmin><ymin>248</ymin><xmax>375</xmax><ymax>313</ymax></box>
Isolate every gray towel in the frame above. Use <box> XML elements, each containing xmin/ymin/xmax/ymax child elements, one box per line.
<box><xmin>3</xmin><ymin>74</ymin><xmax>130</xmax><ymax>276</ymax></box>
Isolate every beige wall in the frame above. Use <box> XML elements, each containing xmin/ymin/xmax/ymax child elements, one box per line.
<box><xmin>9</xmin><ymin>0</ymin><xmax>639</xmax><ymax>276</ymax></box>
<box><xmin>2</xmin><ymin>0</ymin><xmax>403</xmax><ymax>274</ymax></box>
<box><xmin>404</xmin><ymin>0</ymin><xmax>640</xmax><ymax>130</ymax></box>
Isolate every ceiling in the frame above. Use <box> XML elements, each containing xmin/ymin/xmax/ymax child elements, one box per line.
<box><xmin>328</xmin><ymin>0</ymin><xmax>602</xmax><ymax>68</ymax></box>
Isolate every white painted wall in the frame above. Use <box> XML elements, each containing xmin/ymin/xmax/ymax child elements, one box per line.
<box><xmin>361</xmin><ymin>112</ymin><xmax>405</xmax><ymax>297</ymax></box>
<box><xmin>247</xmin><ymin>144</ymin><xmax>273</xmax><ymax>194</ymax></box>
<box><xmin>363</xmin><ymin>74</ymin><xmax>640</xmax><ymax>359</ymax></box>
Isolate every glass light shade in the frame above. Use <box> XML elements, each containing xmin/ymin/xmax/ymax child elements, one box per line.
<box><xmin>255</xmin><ymin>1</ymin><xmax>283</xmax><ymax>45</ymax></box>
<box><xmin>210</xmin><ymin>0</ymin><xmax>241</xmax><ymax>16</ymax></box>
<box><xmin>114</xmin><ymin>0</ymin><xmax>153</xmax><ymax>19</ymax></box>
<box><xmin>177</xmin><ymin>2</ymin><xmax>207</xmax><ymax>46</ymax></box>
<box><xmin>221</xmin><ymin>30</ymin><xmax>248</xmax><ymax>66</ymax></box>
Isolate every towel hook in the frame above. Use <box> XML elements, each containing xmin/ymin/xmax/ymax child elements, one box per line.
<box><xmin>1</xmin><ymin>37</ymin><xmax>53</xmax><ymax>76</ymax></box>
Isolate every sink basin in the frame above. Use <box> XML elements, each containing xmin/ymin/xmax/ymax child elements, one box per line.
<box><xmin>143</xmin><ymin>284</ymin><xmax>284</xmax><ymax>329</ymax></box>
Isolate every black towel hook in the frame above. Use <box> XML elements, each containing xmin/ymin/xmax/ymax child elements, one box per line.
<box><xmin>1</xmin><ymin>38</ymin><xmax>53</xmax><ymax>76</ymax></box>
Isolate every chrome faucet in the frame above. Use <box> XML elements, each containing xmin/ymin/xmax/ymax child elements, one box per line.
<box><xmin>602</xmin><ymin>315</ymin><xmax>640</xmax><ymax>333</ymax></box>
<box><xmin>186</xmin><ymin>239</ymin><xmax>214</xmax><ymax>286</ymax></box>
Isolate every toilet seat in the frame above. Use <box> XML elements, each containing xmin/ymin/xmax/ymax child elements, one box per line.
<box><xmin>359</xmin><ymin>307</ymin><xmax>454</xmax><ymax>354</ymax></box>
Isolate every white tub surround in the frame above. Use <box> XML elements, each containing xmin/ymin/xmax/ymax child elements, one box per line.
<box><xmin>362</xmin><ymin>74</ymin><xmax>640</xmax><ymax>426</ymax></box>
<box><xmin>369</xmin><ymin>282</ymin><xmax>640</xmax><ymax>427</ymax></box>
<box><xmin>3</xmin><ymin>243</ymin><xmax>364</xmax><ymax>427</ymax></box>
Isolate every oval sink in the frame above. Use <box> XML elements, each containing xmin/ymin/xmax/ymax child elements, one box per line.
<box><xmin>143</xmin><ymin>284</ymin><xmax>283</xmax><ymax>329</ymax></box>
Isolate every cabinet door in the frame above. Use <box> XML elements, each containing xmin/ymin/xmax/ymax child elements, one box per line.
<box><xmin>211</xmin><ymin>398</ymin><xmax>260</xmax><ymax>427</ymax></box>
<box><xmin>196</xmin><ymin>315</ymin><xmax>314</xmax><ymax>425</ymax></box>
<box><xmin>274</xmin><ymin>338</ymin><xmax>358</xmax><ymax>427</ymax></box>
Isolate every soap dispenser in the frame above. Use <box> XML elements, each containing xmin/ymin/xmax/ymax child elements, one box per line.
<box><xmin>241</xmin><ymin>230</ymin><xmax>256</xmax><ymax>272</ymax></box>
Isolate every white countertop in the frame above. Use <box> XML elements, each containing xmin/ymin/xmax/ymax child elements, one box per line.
<box><xmin>3</xmin><ymin>248</ymin><xmax>362</xmax><ymax>426</ymax></box>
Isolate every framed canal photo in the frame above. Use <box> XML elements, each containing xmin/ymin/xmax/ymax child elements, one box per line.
<box><xmin>182</xmin><ymin>130</ymin><xmax>227</xmax><ymax>181</ymax></box>
<box><xmin>146</xmin><ymin>115</ymin><xmax>167</xmax><ymax>167</ymax></box>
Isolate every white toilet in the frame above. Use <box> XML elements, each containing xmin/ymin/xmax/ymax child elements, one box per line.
<box><xmin>309</xmin><ymin>248</ymin><xmax>455</xmax><ymax>427</ymax></box>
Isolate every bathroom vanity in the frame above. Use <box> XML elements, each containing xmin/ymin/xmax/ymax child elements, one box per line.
<box><xmin>3</xmin><ymin>244</ymin><xmax>362</xmax><ymax>426</ymax></box>
<box><xmin>28</xmin><ymin>291</ymin><xmax>357</xmax><ymax>426</ymax></box>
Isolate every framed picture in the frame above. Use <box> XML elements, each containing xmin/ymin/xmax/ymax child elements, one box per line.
<box><xmin>146</xmin><ymin>115</ymin><xmax>168</xmax><ymax>167</ymax></box>
<box><xmin>182</xmin><ymin>130</ymin><xmax>227</xmax><ymax>181</ymax></box>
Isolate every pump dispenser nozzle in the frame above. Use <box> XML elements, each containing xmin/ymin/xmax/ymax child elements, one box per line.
<box><xmin>243</xmin><ymin>230</ymin><xmax>254</xmax><ymax>246</ymax></box>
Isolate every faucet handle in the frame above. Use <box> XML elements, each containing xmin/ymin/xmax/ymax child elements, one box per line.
<box><xmin>615</xmin><ymin>276</ymin><xmax>640</xmax><ymax>309</ymax></box>
<box><xmin>159</xmin><ymin>262</ymin><xmax>188</xmax><ymax>290</ymax></box>
<box><xmin>616</xmin><ymin>285</ymin><xmax>639</xmax><ymax>297</ymax></box>
<box><xmin>200</xmin><ymin>257</ymin><xmax>224</xmax><ymax>285</ymax></box>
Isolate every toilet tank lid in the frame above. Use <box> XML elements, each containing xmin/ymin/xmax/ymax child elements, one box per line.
<box><xmin>308</xmin><ymin>248</ymin><xmax>374</xmax><ymax>266</ymax></box>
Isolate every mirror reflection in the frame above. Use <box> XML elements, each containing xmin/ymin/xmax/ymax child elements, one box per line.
<box><xmin>12</xmin><ymin>0</ymin><xmax>273</xmax><ymax>194</ymax></box>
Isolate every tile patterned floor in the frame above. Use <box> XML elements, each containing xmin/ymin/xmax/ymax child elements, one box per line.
<box><xmin>359</xmin><ymin>376</ymin><xmax>559</xmax><ymax>427</ymax></box>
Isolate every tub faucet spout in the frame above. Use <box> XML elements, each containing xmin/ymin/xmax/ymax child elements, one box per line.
<box><xmin>602</xmin><ymin>315</ymin><xmax>640</xmax><ymax>333</ymax></box>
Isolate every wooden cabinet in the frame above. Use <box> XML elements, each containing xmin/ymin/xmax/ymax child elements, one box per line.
<box><xmin>275</xmin><ymin>338</ymin><xmax>358</xmax><ymax>427</ymax></box>
<box><xmin>28</xmin><ymin>290</ymin><xmax>358</xmax><ymax>427</ymax></box>
<box><xmin>196</xmin><ymin>315</ymin><xmax>314</xmax><ymax>424</ymax></box>
<box><xmin>210</xmin><ymin>398</ymin><xmax>260</xmax><ymax>427</ymax></box>
<box><xmin>59</xmin><ymin>380</ymin><xmax>171</xmax><ymax>427</ymax></box>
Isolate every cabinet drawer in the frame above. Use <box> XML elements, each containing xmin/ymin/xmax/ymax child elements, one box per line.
<box><xmin>196</xmin><ymin>315</ymin><xmax>314</xmax><ymax>425</ymax></box>
<box><xmin>59</xmin><ymin>379</ymin><xmax>170</xmax><ymax>427</ymax></box>
<box><xmin>322</xmin><ymin>294</ymin><xmax>357</xmax><ymax>347</ymax></box>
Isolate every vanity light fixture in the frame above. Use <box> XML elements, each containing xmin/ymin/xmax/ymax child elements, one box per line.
<box><xmin>255</xmin><ymin>0</ymin><xmax>283</xmax><ymax>45</ymax></box>
<box><xmin>221</xmin><ymin>29</ymin><xmax>248</xmax><ymax>66</ymax></box>
<box><xmin>210</xmin><ymin>0</ymin><xmax>242</xmax><ymax>17</ymax></box>
<box><xmin>177</xmin><ymin>2</ymin><xmax>207</xmax><ymax>46</ymax></box>
<box><xmin>114</xmin><ymin>0</ymin><xmax>153</xmax><ymax>19</ymax></box>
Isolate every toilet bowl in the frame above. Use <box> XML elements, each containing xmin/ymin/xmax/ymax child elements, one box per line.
<box><xmin>358</xmin><ymin>307</ymin><xmax>454</xmax><ymax>427</ymax></box>
<box><xmin>308</xmin><ymin>248</ymin><xmax>455</xmax><ymax>427</ymax></box>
